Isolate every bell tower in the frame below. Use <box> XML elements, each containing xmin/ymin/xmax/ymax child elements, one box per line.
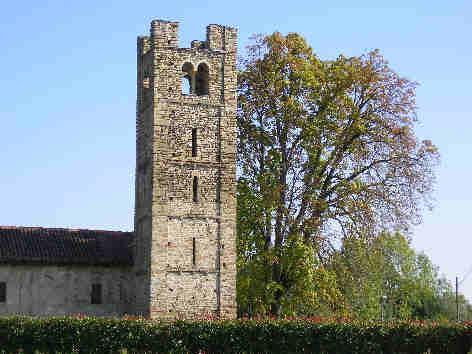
<box><xmin>134</xmin><ymin>19</ymin><xmax>237</xmax><ymax>318</ymax></box>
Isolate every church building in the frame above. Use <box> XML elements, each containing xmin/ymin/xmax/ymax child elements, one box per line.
<box><xmin>0</xmin><ymin>19</ymin><xmax>238</xmax><ymax>319</ymax></box>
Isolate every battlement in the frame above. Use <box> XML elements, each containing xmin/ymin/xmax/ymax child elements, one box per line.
<box><xmin>146</xmin><ymin>19</ymin><xmax>237</xmax><ymax>52</ymax></box>
<box><xmin>150</xmin><ymin>19</ymin><xmax>179</xmax><ymax>48</ymax></box>
<box><xmin>206</xmin><ymin>24</ymin><xmax>237</xmax><ymax>52</ymax></box>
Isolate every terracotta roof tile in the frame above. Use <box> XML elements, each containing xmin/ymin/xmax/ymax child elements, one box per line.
<box><xmin>0</xmin><ymin>226</ymin><xmax>134</xmax><ymax>266</ymax></box>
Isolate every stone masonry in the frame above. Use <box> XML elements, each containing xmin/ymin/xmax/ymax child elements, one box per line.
<box><xmin>0</xmin><ymin>265</ymin><xmax>132</xmax><ymax>316</ymax></box>
<box><xmin>133</xmin><ymin>20</ymin><xmax>238</xmax><ymax>319</ymax></box>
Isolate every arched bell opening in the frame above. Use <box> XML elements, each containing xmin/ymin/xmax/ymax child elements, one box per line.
<box><xmin>195</xmin><ymin>62</ymin><xmax>209</xmax><ymax>96</ymax></box>
<box><xmin>181</xmin><ymin>62</ymin><xmax>194</xmax><ymax>95</ymax></box>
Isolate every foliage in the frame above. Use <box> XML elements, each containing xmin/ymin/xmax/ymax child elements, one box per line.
<box><xmin>329</xmin><ymin>232</ymin><xmax>472</xmax><ymax>322</ymax></box>
<box><xmin>0</xmin><ymin>317</ymin><xmax>471</xmax><ymax>353</ymax></box>
<box><xmin>237</xmin><ymin>179</ymin><xmax>343</xmax><ymax>317</ymax></box>
<box><xmin>237</xmin><ymin>31</ymin><xmax>439</xmax><ymax>315</ymax></box>
<box><xmin>331</xmin><ymin>232</ymin><xmax>438</xmax><ymax>320</ymax></box>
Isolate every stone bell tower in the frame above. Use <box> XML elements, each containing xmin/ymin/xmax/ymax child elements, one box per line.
<box><xmin>133</xmin><ymin>19</ymin><xmax>237</xmax><ymax>318</ymax></box>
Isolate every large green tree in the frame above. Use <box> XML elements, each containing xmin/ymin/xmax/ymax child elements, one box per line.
<box><xmin>330</xmin><ymin>232</ymin><xmax>472</xmax><ymax>321</ymax></box>
<box><xmin>237</xmin><ymin>32</ymin><xmax>439</xmax><ymax>316</ymax></box>
<box><xmin>331</xmin><ymin>232</ymin><xmax>441</xmax><ymax>320</ymax></box>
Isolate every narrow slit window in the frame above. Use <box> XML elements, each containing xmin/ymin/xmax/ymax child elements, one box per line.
<box><xmin>91</xmin><ymin>283</ymin><xmax>102</xmax><ymax>305</ymax></box>
<box><xmin>0</xmin><ymin>282</ymin><xmax>6</xmax><ymax>303</ymax></box>
<box><xmin>192</xmin><ymin>128</ymin><xmax>197</xmax><ymax>157</ymax></box>
<box><xmin>193</xmin><ymin>176</ymin><xmax>199</xmax><ymax>202</ymax></box>
<box><xmin>192</xmin><ymin>237</ymin><xmax>196</xmax><ymax>266</ymax></box>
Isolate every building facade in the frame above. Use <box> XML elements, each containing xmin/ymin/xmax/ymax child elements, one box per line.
<box><xmin>0</xmin><ymin>19</ymin><xmax>237</xmax><ymax>319</ymax></box>
<box><xmin>0</xmin><ymin>227</ymin><xmax>134</xmax><ymax>317</ymax></box>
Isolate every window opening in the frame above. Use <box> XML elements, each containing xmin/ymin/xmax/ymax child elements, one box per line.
<box><xmin>0</xmin><ymin>282</ymin><xmax>6</xmax><ymax>303</ymax></box>
<box><xmin>195</xmin><ymin>63</ymin><xmax>209</xmax><ymax>96</ymax></box>
<box><xmin>91</xmin><ymin>283</ymin><xmax>102</xmax><ymax>304</ymax></box>
<box><xmin>193</xmin><ymin>176</ymin><xmax>199</xmax><ymax>202</ymax></box>
<box><xmin>181</xmin><ymin>62</ymin><xmax>194</xmax><ymax>95</ymax></box>
<box><xmin>192</xmin><ymin>128</ymin><xmax>197</xmax><ymax>157</ymax></box>
<box><xmin>192</xmin><ymin>237</ymin><xmax>196</xmax><ymax>266</ymax></box>
<box><xmin>181</xmin><ymin>77</ymin><xmax>191</xmax><ymax>95</ymax></box>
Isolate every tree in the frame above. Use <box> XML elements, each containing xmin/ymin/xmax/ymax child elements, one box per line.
<box><xmin>328</xmin><ymin>234</ymin><xmax>385</xmax><ymax>320</ymax></box>
<box><xmin>330</xmin><ymin>232</ymin><xmax>472</xmax><ymax>321</ymax></box>
<box><xmin>330</xmin><ymin>232</ymin><xmax>431</xmax><ymax>320</ymax></box>
<box><xmin>237</xmin><ymin>32</ymin><xmax>439</xmax><ymax>315</ymax></box>
<box><xmin>237</xmin><ymin>179</ymin><xmax>343</xmax><ymax>317</ymax></box>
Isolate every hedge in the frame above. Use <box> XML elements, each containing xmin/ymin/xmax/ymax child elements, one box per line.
<box><xmin>0</xmin><ymin>317</ymin><xmax>471</xmax><ymax>353</ymax></box>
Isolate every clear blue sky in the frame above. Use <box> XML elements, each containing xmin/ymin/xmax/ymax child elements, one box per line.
<box><xmin>1</xmin><ymin>0</ymin><xmax>471</xmax><ymax>300</ymax></box>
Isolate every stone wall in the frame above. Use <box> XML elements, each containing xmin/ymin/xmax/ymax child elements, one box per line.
<box><xmin>133</xmin><ymin>35</ymin><xmax>154</xmax><ymax>317</ymax></box>
<box><xmin>0</xmin><ymin>265</ymin><xmax>132</xmax><ymax>317</ymax></box>
<box><xmin>134</xmin><ymin>20</ymin><xmax>238</xmax><ymax>319</ymax></box>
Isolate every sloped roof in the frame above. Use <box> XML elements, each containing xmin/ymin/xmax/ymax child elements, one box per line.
<box><xmin>0</xmin><ymin>226</ymin><xmax>134</xmax><ymax>266</ymax></box>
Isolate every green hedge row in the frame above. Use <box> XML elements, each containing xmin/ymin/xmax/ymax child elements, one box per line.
<box><xmin>0</xmin><ymin>317</ymin><xmax>471</xmax><ymax>353</ymax></box>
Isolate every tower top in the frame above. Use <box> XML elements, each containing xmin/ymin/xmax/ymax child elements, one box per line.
<box><xmin>143</xmin><ymin>19</ymin><xmax>237</xmax><ymax>51</ymax></box>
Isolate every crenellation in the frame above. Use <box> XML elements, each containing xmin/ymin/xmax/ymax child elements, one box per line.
<box><xmin>191</xmin><ymin>40</ymin><xmax>207</xmax><ymax>50</ymax></box>
<box><xmin>151</xmin><ymin>20</ymin><xmax>179</xmax><ymax>49</ymax></box>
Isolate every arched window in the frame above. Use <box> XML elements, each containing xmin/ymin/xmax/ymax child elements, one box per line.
<box><xmin>181</xmin><ymin>62</ymin><xmax>194</xmax><ymax>95</ymax></box>
<box><xmin>195</xmin><ymin>63</ymin><xmax>209</xmax><ymax>96</ymax></box>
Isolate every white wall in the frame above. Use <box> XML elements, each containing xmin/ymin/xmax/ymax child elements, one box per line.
<box><xmin>0</xmin><ymin>264</ymin><xmax>132</xmax><ymax>317</ymax></box>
